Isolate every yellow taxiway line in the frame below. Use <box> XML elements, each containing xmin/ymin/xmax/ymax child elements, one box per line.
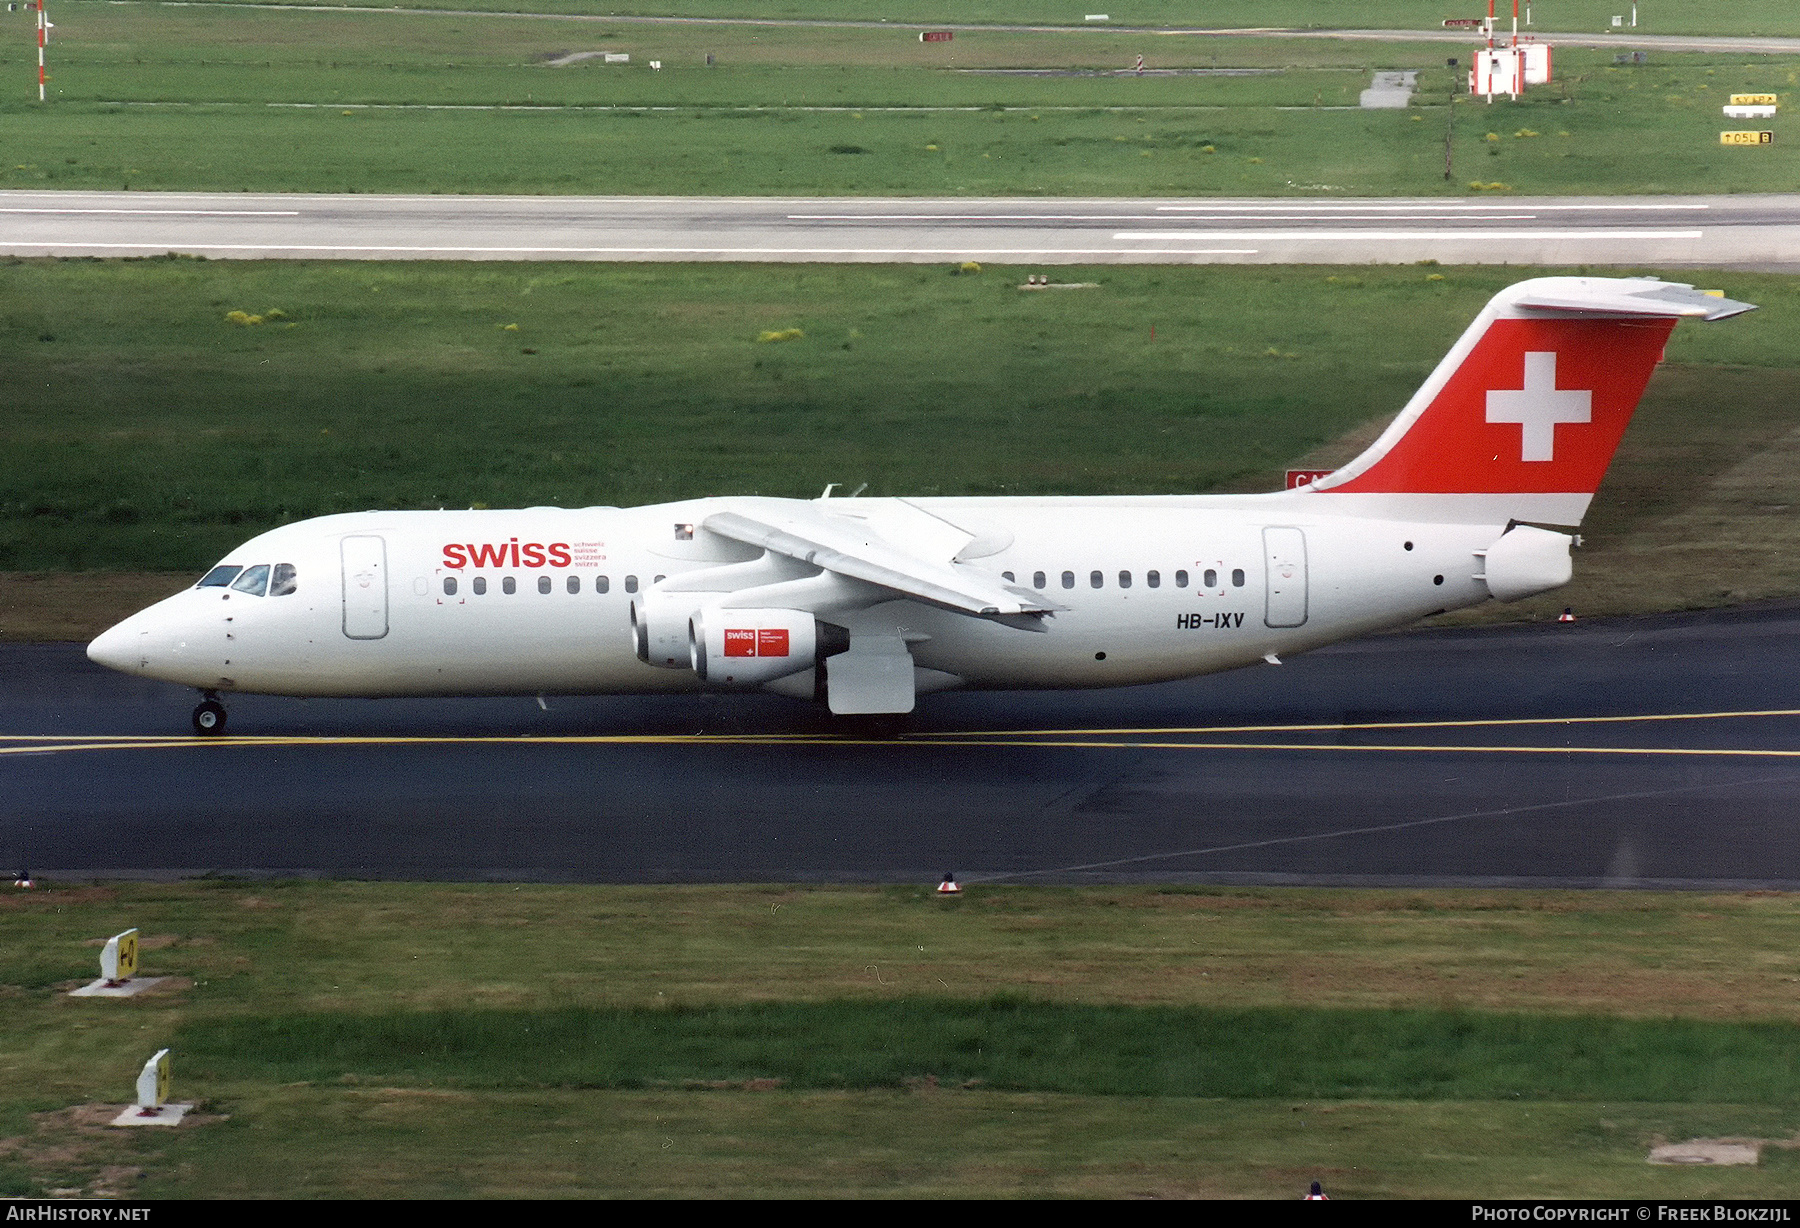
<box><xmin>906</xmin><ymin>707</ymin><xmax>1800</xmax><ymax>738</ymax></box>
<box><xmin>3</xmin><ymin>706</ymin><xmax>1800</xmax><ymax>759</ymax></box>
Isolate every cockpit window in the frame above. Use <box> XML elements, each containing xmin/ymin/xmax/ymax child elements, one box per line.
<box><xmin>230</xmin><ymin>564</ymin><xmax>271</xmax><ymax>596</ymax></box>
<box><xmin>270</xmin><ymin>563</ymin><xmax>298</xmax><ymax>597</ymax></box>
<box><xmin>197</xmin><ymin>565</ymin><xmax>242</xmax><ymax>589</ymax></box>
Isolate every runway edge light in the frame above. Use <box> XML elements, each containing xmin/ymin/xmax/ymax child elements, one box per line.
<box><xmin>937</xmin><ymin>872</ymin><xmax>962</xmax><ymax>896</ymax></box>
<box><xmin>69</xmin><ymin>927</ymin><xmax>167</xmax><ymax>998</ymax></box>
<box><xmin>111</xmin><ymin>1048</ymin><xmax>191</xmax><ymax>1126</ymax></box>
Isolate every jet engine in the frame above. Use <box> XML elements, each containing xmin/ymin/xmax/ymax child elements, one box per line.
<box><xmin>689</xmin><ymin>607</ymin><xmax>818</xmax><ymax>688</ymax></box>
<box><xmin>631</xmin><ymin>590</ymin><xmax>707</xmax><ymax>669</ymax></box>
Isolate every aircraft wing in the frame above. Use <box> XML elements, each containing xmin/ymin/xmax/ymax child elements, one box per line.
<box><xmin>702</xmin><ymin>505</ymin><xmax>1054</xmax><ymax>619</ymax></box>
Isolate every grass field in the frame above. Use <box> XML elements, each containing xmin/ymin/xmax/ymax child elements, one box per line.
<box><xmin>2</xmin><ymin>260</ymin><xmax>1797</xmax><ymax>638</ymax></box>
<box><xmin>3</xmin><ymin>5</ymin><xmax>1798</xmax><ymax>196</ymax></box>
<box><xmin>4</xmin><ymin>881</ymin><xmax>1800</xmax><ymax>1197</ymax></box>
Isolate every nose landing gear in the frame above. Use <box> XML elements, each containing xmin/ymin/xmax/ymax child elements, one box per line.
<box><xmin>192</xmin><ymin>692</ymin><xmax>228</xmax><ymax>737</ymax></box>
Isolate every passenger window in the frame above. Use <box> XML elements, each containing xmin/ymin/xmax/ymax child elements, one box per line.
<box><xmin>566</xmin><ymin>575</ymin><xmax>580</xmax><ymax>595</ymax></box>
<box><xmin>1203</xmin><ymin>568</ymin><xmax>1217</xmax><ymax>588</ymax></box>
<box><xmin>1147</xmin><ymin>570</ymin><xmax>1160</xmax><ymax>589</ymax></box>
<box><xmin>270</xmin><ymin>563</ymin><xmax>298</xmax><ymax>596</ymax></box>
<box><xmin>625</xmin><ymin>575</ymin><xmax>638</xmax><ymax>594</ymax></box>
<box><xmin>1002</xmin><ymin>571</ymin><xmax>1015</xmax><ymax>582</ymax></box>
<box><xmin>502</xmin><ymin>576</ymin><xmax>517</xmax><ymax>595</ymax></box>
<box><xmin>473</xmin><ymin>577</ymin><xmax>487</xmax><ymax>595</ymax></box>
<box><xmin>1232</xmin><ymin>568</ymin><xmax>1246</xmax><ymax>587</ymax></box>
<box><xmin>197</xmin><ymin>565</ymin><xmax>242</xmax><ymax>589</ymax></box>
<box><xmin>596</xmin><ymin>575</ymin><xmax>610</xmax><ymax>594</ymax></box>
<box><xmin>443</xmin><ymin>577</ymin><xmax>458</xmax><ymax>596</ymax></box>
<box><xmin>1033</xmin><ymin>571</ymin><xmax>1046</xmax><ymax>590</ymax></box>
<box><xmin>1118</xmin><ymin>571</ymin><xmax>1132</xmax><ymax>589</ymax></box>
<box><xmin>537</xmin><ymin>575</ymin><xmax>552</xmax><ymax>594</ymax></box>
<box><xmin>1175</xmin><ymin>570</ymin><xmax>1188</xmax><ymax>588</ymax></box>
<box><xmin>230</xmin><ymin>564</ymin><xmax>270</xmax><ymax>596</ymax></box>
<box><xmin>1089</xmin><ymin>570</ymin><xmax>1103</xmax><ymax>589</ymax></box>
<box><xmin>1061</xmin><ymin>571</ymin><xmax>1075</xmax><ymax>589</ymax></box>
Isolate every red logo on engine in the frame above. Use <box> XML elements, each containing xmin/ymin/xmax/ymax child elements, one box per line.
<box><xmin>722</xmin><ymin>628</ymin><xmax>790</xmax><ymax>657</ymax></box>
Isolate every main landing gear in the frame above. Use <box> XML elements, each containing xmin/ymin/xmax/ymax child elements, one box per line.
<box><xmin>192</xmin><ymin>691</ymin><xmax>228</xmax><ymax>737</ymax></box>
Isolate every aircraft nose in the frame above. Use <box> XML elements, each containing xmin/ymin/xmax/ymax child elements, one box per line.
<box><xmin>87</xmin><ymin>620</ymin><xmax>142</xmax><ymax>673</ymax></box>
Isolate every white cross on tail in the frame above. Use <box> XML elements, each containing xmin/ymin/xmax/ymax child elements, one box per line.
<box><xmin>1484</xmin><ymin>351</ymin><xmax>1591</xmax><ymax>462</ymax></box>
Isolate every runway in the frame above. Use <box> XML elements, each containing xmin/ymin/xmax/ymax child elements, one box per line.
<box><xmin>150</xmin><ymin>7</ymin><xmax>1800</xmax><ymax>57</ymax></box>
<box><xmin>6</xmin><ymin>602</ymin><xmax>1800</xmax><ymax>888</ymax></box>
<box><xmin>4</xmin><ymin>190</ymin><xmax>1793</xmax><ymax>268</ymax></box>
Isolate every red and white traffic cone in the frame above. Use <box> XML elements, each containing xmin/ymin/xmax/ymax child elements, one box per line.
<box><xmin>936</xmin><ymin>873</ymin><xmax>961</xmax><ymax>895</ymax></box>
<box><xmin>1558</xmin><ymin>607</ymin><xmax>1576</xmax><ymax>623</ymax></box>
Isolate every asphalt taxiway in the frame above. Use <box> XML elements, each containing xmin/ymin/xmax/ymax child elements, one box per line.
<box><xmin>4</xmin><ymin>190</ymin><xmax>1794</xmax><ymax>268</ymax></box>
<box><xmin>5</xmin><ymin>603</ymin><xmax>1799</xmax><ymax>888</ymax></box>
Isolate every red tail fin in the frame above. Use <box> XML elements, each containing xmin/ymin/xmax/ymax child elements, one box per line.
<box><xmin>1308</xmin><ymin>278</ymin><xmax>1754</xmax><ymax>525</ymax></box>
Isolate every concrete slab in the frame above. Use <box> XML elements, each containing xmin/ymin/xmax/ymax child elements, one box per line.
<box><xmin>1648</xmin><ymin>1140</ymin><xmax>1761</xmax><ymax>1165</ymax></box>
<box><xmin>110</xmin><ymin>1103</ymin><xmax>191</xmax><ymax>1127</ymax></box>
<box><xmin>1360</xmin><ymin>70</ymin><xmax>1419</xmax><ymax>108</ymax></box>
<box><xmin>69</xmin><ymin>976</ymin><xmax>166</xmax><ymax>998</ymax></box>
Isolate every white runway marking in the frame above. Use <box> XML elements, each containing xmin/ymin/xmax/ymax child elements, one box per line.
<box><xmin>790</xmin><ymin>212</ymin><xmax>1541</xmax><ymax>222</ymax></box>
<box><xmin>1115</xmin><ymin>229</ymin><xmax>1705</xmax><ymax>240</ymax></box>
<box><xmin>0</xmin><ymin>208</ymin><xmax>302</xmax><ymax>216</ymax></box>
<box><xmin>1154</xmin><ymin>202</ymin><xmax>1711</xmax><ymax>211</ymax></box>
<box><xmin>8</xmin><ymin>243</ymin><xmax>1265</xmax><ymax>256</ymax></box>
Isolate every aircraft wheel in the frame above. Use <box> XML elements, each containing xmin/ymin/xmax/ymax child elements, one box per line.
<box><xmin>192</xmin><ymin>700</ymin><xmax>228</xmax><ymax>737</ymax></box>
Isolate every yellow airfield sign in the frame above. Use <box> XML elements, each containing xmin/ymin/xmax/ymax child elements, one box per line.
<box><xmin>1720</xmin><ymin>130</ymin><xmax>1775</xmax><ymax>146</ymax></box>
<box><xmin>100</xmin><ymin>927</ymin><xmax>139</xmax><ymax>983</ymax></box>
<box><xmin>1730</xmin><ymin>93</ymin><xmax>1778</xmax><ymax>106</ymax></box>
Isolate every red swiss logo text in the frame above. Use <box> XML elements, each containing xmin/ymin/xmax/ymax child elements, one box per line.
<box><xmin>723</xmin><ymin>628</ymin><xmax>790</xmax><ymax>658</ymax></box>
<box><xmin>442</xmin><ymin>540</ymin><xmax>573</xmax><ymax>569</ymax></box>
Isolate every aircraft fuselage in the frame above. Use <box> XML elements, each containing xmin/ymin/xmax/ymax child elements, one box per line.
<box><xmin>90</xmin><ymin>495</ymin><xmax>1499</xmax><ymax>700</ymax></box>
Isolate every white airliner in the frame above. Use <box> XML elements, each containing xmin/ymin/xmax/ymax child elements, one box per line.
<box><xmin>87</xmin><ymin>276</ymin><xmax>1753</xmax><ymax>735</ymax></box>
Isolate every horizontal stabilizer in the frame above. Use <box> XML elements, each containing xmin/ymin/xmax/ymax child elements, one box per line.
<box><xmin>1512</xmin><ymin>279</ymin><xmax>1756</xmax><ymax>321</ymax></box>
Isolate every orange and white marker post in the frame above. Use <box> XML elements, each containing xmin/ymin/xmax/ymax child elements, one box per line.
<box><xmin>34</xmin><ymin>0</ymin><xmax>46</xmax><ymax>102</ymax></box>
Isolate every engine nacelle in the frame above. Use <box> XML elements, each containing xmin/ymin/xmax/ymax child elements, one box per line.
<box><xmin>690</xmin><ymin>607</ymin><xmax>817</xmax><ymax>688</ymax></box>
<box><xmin>1481</xmin><ymin>524</ymin><xmax>1574</xmax><ymax>602</ymax></box>
<box><xmin>631</xmin><ymin>589</ymin><xmax>706</xmax><ymax>669</ymax></box>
